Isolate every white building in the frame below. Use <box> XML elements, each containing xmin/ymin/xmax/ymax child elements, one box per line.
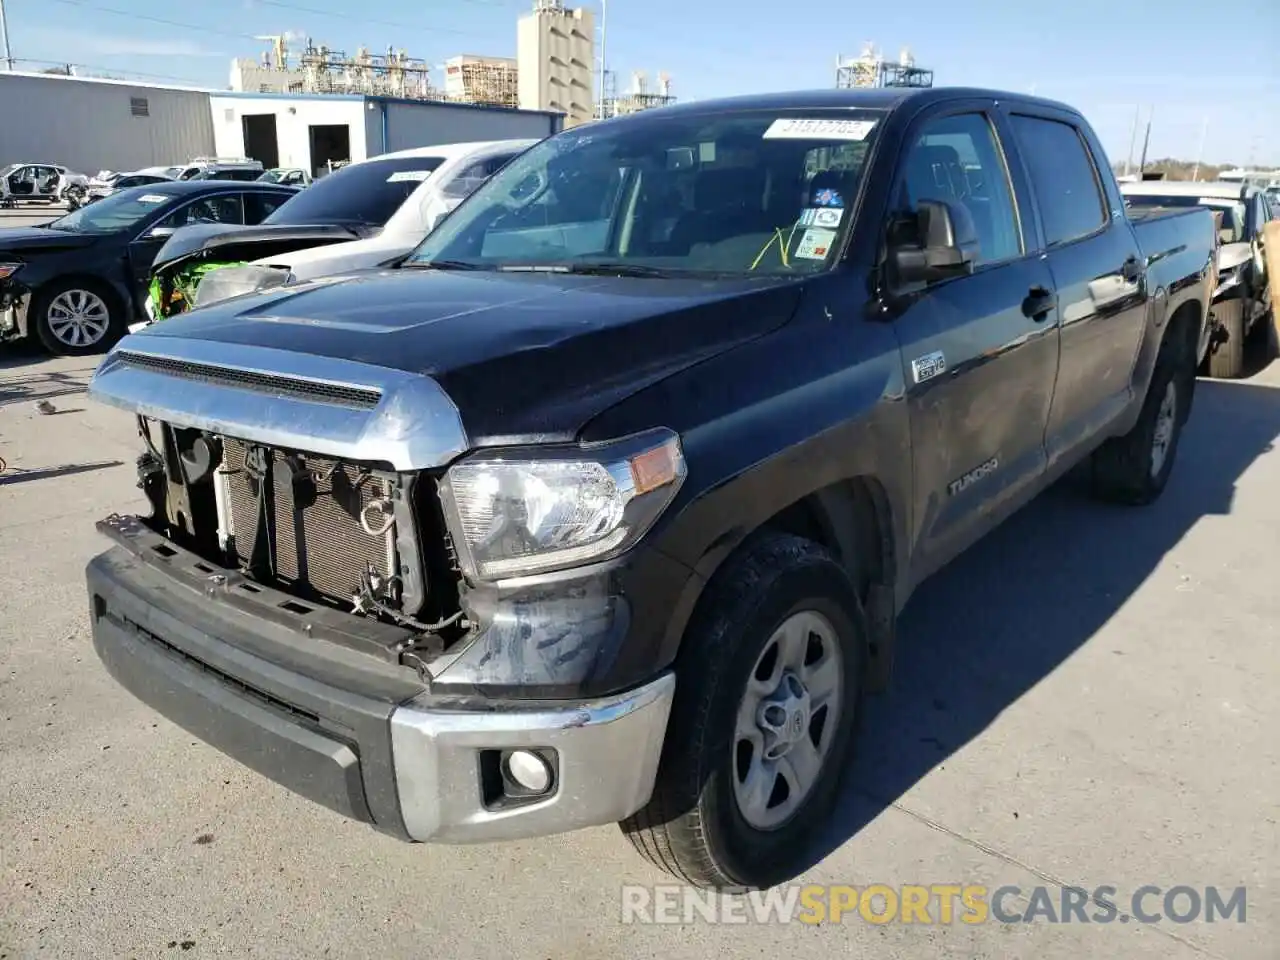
<box><xmin>210</xmin><ymin>92</ymin><xmax>562</xmax><ymax>175</ymax></box>
<box><xmin>517</xmin><ymin>0</ymin><xmax>595</xmax><ymax>127</ymax></box>
<box><xmin>0</xmin><ymin>72</ymin><xmax>562</xmax><ymax>178</ymax></box>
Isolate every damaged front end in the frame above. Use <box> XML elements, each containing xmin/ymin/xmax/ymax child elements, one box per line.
<box><xmin>90</xmin><ymin>339</ymin><xmax>473</xmax><ymax>675</ymax></box>
<box><xmin>146</xmin><ymin>223</ymin><xmax>370</xmax><ymax>321</ymax></box>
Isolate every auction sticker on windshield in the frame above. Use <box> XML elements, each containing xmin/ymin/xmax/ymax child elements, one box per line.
<box><xmin>763</xmin><ymin>118</ymin><xmax>877</xmax><ymax>141</ymax></box>
<box><xmin>795</xmin><ymin>227</ymin><xmax>837</xmax><ymax>260</ymax></box>
<box><xmin>137</xmin><ymin>194</ymin><xmax>170</xmax><ymax>203</ymax></box>
<box><xmin>387</xmin><ymin>170</ymin><xmax>434</xmax><ymax>182</ymax></box>
<box><xmin>800</xmin><ymin>207</ymin><xmax>843</xmax><ymax>228</ymax></box>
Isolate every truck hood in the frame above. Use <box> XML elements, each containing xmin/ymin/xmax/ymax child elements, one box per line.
<box><xmin>152</xmin><ymin>222</ymin><xmax>373</xmax><ymax>273</ymax></box>
<box><xmin>0</xmin><ymin>225</ymin><xmax>100</xmax><ymax>253</ymax></box>
<box><xmin>101</xmin><ymin>267</ymin><xmax>804</xmax><ymax>448</ymax></box>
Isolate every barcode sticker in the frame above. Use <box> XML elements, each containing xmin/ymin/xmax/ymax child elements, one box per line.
<box><xmin>763</xmin><ymin>118</ymin><xmax>878</xmax><ymax>141</ymax></box>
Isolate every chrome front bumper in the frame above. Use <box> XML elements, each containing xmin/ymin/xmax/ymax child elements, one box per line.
<box><xmin>391</xmin><ymin>673</ymin><xmax>675</xmax><ymax>843</ymax></box>
<box><xmin>87</xmin><ymin>526</ymin><xmax>675</xmax><ymax>846</ymax></box>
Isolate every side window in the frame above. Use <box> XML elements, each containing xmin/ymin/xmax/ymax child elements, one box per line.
<box><xmin>1009</xmin><ymin>115</ymin><xmax>1107</xmax><ymax>247</ymax></box>
<box><xmin>155</xmin><ymin>194</ymin><xmax>245</xmax><ymax>230</ymax></box>
<box><xmin>245</xmin><ymin>192</ymin><xmax>288</xmax><ymax>223</ymax></box>
<box><xmin>897</xmin><ymin>112</ymin><xmax>1021</xmax><ymax>265</ymax></box>
<box><xmin>484</xmin><ymin>153</ymin><xmax>518</xmax><ymax>176</ymax></box>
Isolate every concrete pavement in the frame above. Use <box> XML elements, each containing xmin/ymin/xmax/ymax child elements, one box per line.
<box><xmin>0</xmin><ymin>248</ymin><xmax>1276</xmax><ymax>959</ymax></box>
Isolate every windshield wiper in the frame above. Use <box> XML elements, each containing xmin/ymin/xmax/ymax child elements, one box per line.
<box><xmin>500</xmin><ymin>262</ymin><xmax>678</xmax><ymax>278</ymax></box>
<box><xmin>404</xmin><ymin>258</ymin><xmax>489</xmax><ymax>271</ymax></box>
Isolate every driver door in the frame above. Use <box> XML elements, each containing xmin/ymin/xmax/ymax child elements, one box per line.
<box><xmin>887</xmin><ymin>103</ymin><xmax>1061</xmax><ymax>582</ymax></box>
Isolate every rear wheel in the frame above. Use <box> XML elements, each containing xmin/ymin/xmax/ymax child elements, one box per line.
<box><xmin>32</xmin><ymin>279</ymin><xmax>122</xmax><ymax>356</ymax></box>
<box><xmin>1207</xmin><ymin>299</ymin><xmax>1245</xmax><ymax>379</ymax></box>
<box><xmin>1091</xmin><ymin>324</ymin><xmax>1193</xmax><ymax>505</ymax></box>
<box><xmin>620</xmin><ymin>532</ymin><xmax>866</xmax><ymax>890</ymax></box>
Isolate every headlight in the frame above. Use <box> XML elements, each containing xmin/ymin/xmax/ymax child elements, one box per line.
<box><xmin>1215</xmin><ymin>266</ymin><xmax>1240</xmax><ymax>295</ymax></box>
<box><xmin>438</xmin><ymin>428</ymin><xmax>686</xmax><ymax>581</ymax></box>
<box><xmin>0</xmin><ymin>263</ymin><xmax>22</xmax><ymax>282</ymax></box>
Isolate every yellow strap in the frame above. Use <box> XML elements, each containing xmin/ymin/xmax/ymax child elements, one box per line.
<box><xmin>750</xmin><ymin>226</ymin><xmax>792</xmax><ymax>271</ymax></box>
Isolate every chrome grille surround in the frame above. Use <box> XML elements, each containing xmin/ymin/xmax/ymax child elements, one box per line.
<box><xmin>88</xmin><ymin>335</ymin><xmax>469</xmax><ymax>471</ymax></box>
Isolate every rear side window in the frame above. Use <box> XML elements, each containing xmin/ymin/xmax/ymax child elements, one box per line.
<box><xmin>1010</xmin><ymin>115</ymin><xmax>1107</xmax><ymax>247</ymax></box>
<box><xmin>245</xmin><ymin>191</ymin><xmax>291</xmax><ymax>224</ymax></box>
<box><xmin>264</xmin><ymin>155</ymin><xmax>446</xmax><ymax>228</ymax></box>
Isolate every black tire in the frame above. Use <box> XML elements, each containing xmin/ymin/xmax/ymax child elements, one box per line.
<box><xmin>1207</xmin><ymin>299</ymin><xmax>1245</xmax><ymax>379</ymax></box>
<box><xmin>1091</xmin><ymin>324</ymin><xmax>1193</xmax><ymax>506</ymax></box>
<box><xmin>31</xmin><ymin>278</ymin><xmax>123</xmax><ymax>357</ymax></box>
<box><xmin>620</xmin><ymin>532</ymin><xmax>867</xmax><ymax>890</ymax></box>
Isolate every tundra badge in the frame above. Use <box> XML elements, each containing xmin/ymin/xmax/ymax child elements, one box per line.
<box><xmin>948</xmin><ymin>457</ymin><xmax>999</xmax><ymax>496</ymax></box>
<box><xmin>911</xmin><ymin>350</ymin><xmax>946</xmax><ymax>384</ymax></box>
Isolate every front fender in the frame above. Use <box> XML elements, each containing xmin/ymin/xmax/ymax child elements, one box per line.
<box><xmin>581</xmin><ymin>284</ymin><xmax>913</xmax><ymax>672</ymax></box>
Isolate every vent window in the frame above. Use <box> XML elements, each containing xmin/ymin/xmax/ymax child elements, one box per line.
<box><xmin>130</xmin><ymin>97</ymin><xmax>150</xmax><ymax>117</ymax></box>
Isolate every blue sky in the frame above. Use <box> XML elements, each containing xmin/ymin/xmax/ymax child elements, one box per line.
<box><xmin>6</xmin><ymin>0</ymin><xmax>1278</xmax><ymax>165</ymax></box>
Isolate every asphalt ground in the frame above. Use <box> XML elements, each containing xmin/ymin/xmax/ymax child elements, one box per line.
<box><xmin>1</xmin><ymin>203</ymin><xmax>1276</xmax><ymax>959</ymax></box>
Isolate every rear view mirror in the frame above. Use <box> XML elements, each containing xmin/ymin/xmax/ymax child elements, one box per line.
<box><xmin>890</xmin><ymin>199</ymin><xmax>979</xmax><ymax>286</ymax></box>
<box><xmin>666</xmin><ymin>147</ymin><xmax>696</xmax><ymax>171</ymax></box>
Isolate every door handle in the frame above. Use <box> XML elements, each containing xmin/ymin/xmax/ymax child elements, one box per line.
<box><xmin>1022</xmin><ymin>286</ymin><xmax>1054</xmax><ymax>321</ymax></box>
<box><xmin>1121</xmin><ymin>256</ymin><xmax>1143</xmax><ymax>282</ymax></box>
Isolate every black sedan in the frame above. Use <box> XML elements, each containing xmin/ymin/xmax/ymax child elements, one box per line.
<box><xmin>0</xmin><ymin>180</ymin><xmax>298</xmax><ymax>356</ymax></box>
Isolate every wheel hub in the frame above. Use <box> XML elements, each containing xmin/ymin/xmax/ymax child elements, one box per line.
<box><xmin>1150</xmin><ymin>380</ymin><xmax>1178</xmax><ymax>478</ymax></box>
<box><xmin>47</xmin><ymin>289</ymin><xmax>109</xmax><ymax>348</ymax></box>
<box><xmin>731</xmin><ymin>609</ymin><xmax>846</xmax><ymax>831</ymax></box>
<box><xmin>756</xmin><ymin>672</ymin><xmax>812</xmax><ymax>760</ymax></box>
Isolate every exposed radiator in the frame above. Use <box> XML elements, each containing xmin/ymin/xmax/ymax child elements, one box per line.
<box><xmin>219</xmin><ymin>439</ymin><xmax>396</xmax><ymax>607</ymax></box>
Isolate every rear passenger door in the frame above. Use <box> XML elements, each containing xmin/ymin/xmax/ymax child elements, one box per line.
<box><xmin>244</xmin><ymin>190</ymin><xmax>290</xmax><ymax>224</ymax></box>
<box><xmin>888</xmin><ymin>103</ymin><xmax>1061</xmax><ymax>577</ymax></box>
<box><xmin>1002</xmin><ymin>110</ymin><xmax>1148</xmax><ymax>467</ymax></box>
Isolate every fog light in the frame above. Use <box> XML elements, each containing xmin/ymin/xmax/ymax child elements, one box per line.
<box><xmin>504</xmin><ymin>749</ymin><xmax>553</xmax><ymax>794</ymax></box>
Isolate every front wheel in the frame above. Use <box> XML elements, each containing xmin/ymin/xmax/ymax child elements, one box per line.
<box><xmin>620</xmin><ymin>532</ymin><xmax>867</xmax><ymax>890</ymax></box>
<box><xmin>31</xmin><ymin>279</ymin><xmax>122</xmax><ymax>356</ymax></box>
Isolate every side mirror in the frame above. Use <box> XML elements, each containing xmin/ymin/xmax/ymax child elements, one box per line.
<box><xmin>143</xmin><ymin>225</ymin><xmax>176</xmax><ymax>240</ymax></box>
<box><xmin>889</xmin><ymin>199</ymin><xmax>980</xmax><ymax>286</ymax></box>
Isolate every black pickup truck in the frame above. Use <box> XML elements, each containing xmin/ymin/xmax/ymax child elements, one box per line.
<box><xmin>84</xmin><ymin>87</ymin><xmax>1217</xmax><ymax>891</ymax></box>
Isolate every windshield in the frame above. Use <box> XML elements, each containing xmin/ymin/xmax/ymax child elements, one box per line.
<box><xmin>406</xmin><ymin>109</ymin><xmax>883</xmax><ymax>277</ymax></box>
<box><xmin>1124</xmin><ymin>194</ymin><xmax>1244</xmax><ymax>243</ymax></box>
<box><xmin>262</xmin><ymin>155</ymin><xmax>446</xmax><ymax>227</ymax></box>
<box><xmin>45</xmin><ymin>185</ymin><xmax>178</xmax><ymax>233</ymax></box>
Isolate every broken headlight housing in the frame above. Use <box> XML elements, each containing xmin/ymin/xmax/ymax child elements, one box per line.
<box><xmin>438</xmin><ymin>428</ymin><xmax>686</xmax><ymax>581</ymax></box>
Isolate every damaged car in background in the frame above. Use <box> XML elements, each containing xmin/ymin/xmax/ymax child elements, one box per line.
<box><xmin>0</xmin><ymin>180</ymin><xmax>299</xmax><ymax>355</ymax></box>
<box><xmin>1122</xmin><ymin>179</ymin><xmax>1274</xmax><ymax>378</ymax></box>
<box><xmin>141</xmin><ymin>139</ymin><xmax>536</xmax><ymax>325</ymax></box>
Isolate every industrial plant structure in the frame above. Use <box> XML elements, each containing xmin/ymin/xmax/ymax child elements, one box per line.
<box><xmin>443</xmin><ymin>55</ymin><xmax>519</xmax><ymax>110</ymax></box>
<box><xmin>227</xmin><ymin>2</ymin><xmax>672</xmax><ymax>128</ymax></box>
<box><xmin>600</xmin><ymin>70</ymin><xmax>676</xmax><ymax>119</ymax></box>
<box><xmin>836</xmin><ymin>43</ymin><xmax>934</xmax><ymax>89</ymax></box>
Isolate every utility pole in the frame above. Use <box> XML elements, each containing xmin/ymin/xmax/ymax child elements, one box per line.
<box><xmin>1137</xmin><ymin>105</ymin><xmax>1153</xmax><ymax>176</ymax></box>
<box><xmin>597</xmin><ymin>0</ymin><xmax>607</xmax><ymax>120</ymax></box>
<box><xmin>1191</xmin><ymin>116</ymin><xmax>1209</xmax><ymax>182</ymax></box>
<box><xmin>0</xmin><ymin>0</ymin><xmax>14</xmax><ymax>72</ymax></box>
<box><xmin>1124</xmin><ymin>104</ymin><xmax>1141</xmax><ymax>177</ymax></box>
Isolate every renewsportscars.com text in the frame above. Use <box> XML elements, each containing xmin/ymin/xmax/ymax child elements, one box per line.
<box><xmin>620</xmin><ymin>884</ymin><xmax>1248</xmax><ymax>926</ymax></box>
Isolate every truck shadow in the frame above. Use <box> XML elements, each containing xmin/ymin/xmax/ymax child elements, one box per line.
<box><xmin>807</xmin><ymin>375</ymin><xmax>1280</xmax><ymax>872</ymax></box>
